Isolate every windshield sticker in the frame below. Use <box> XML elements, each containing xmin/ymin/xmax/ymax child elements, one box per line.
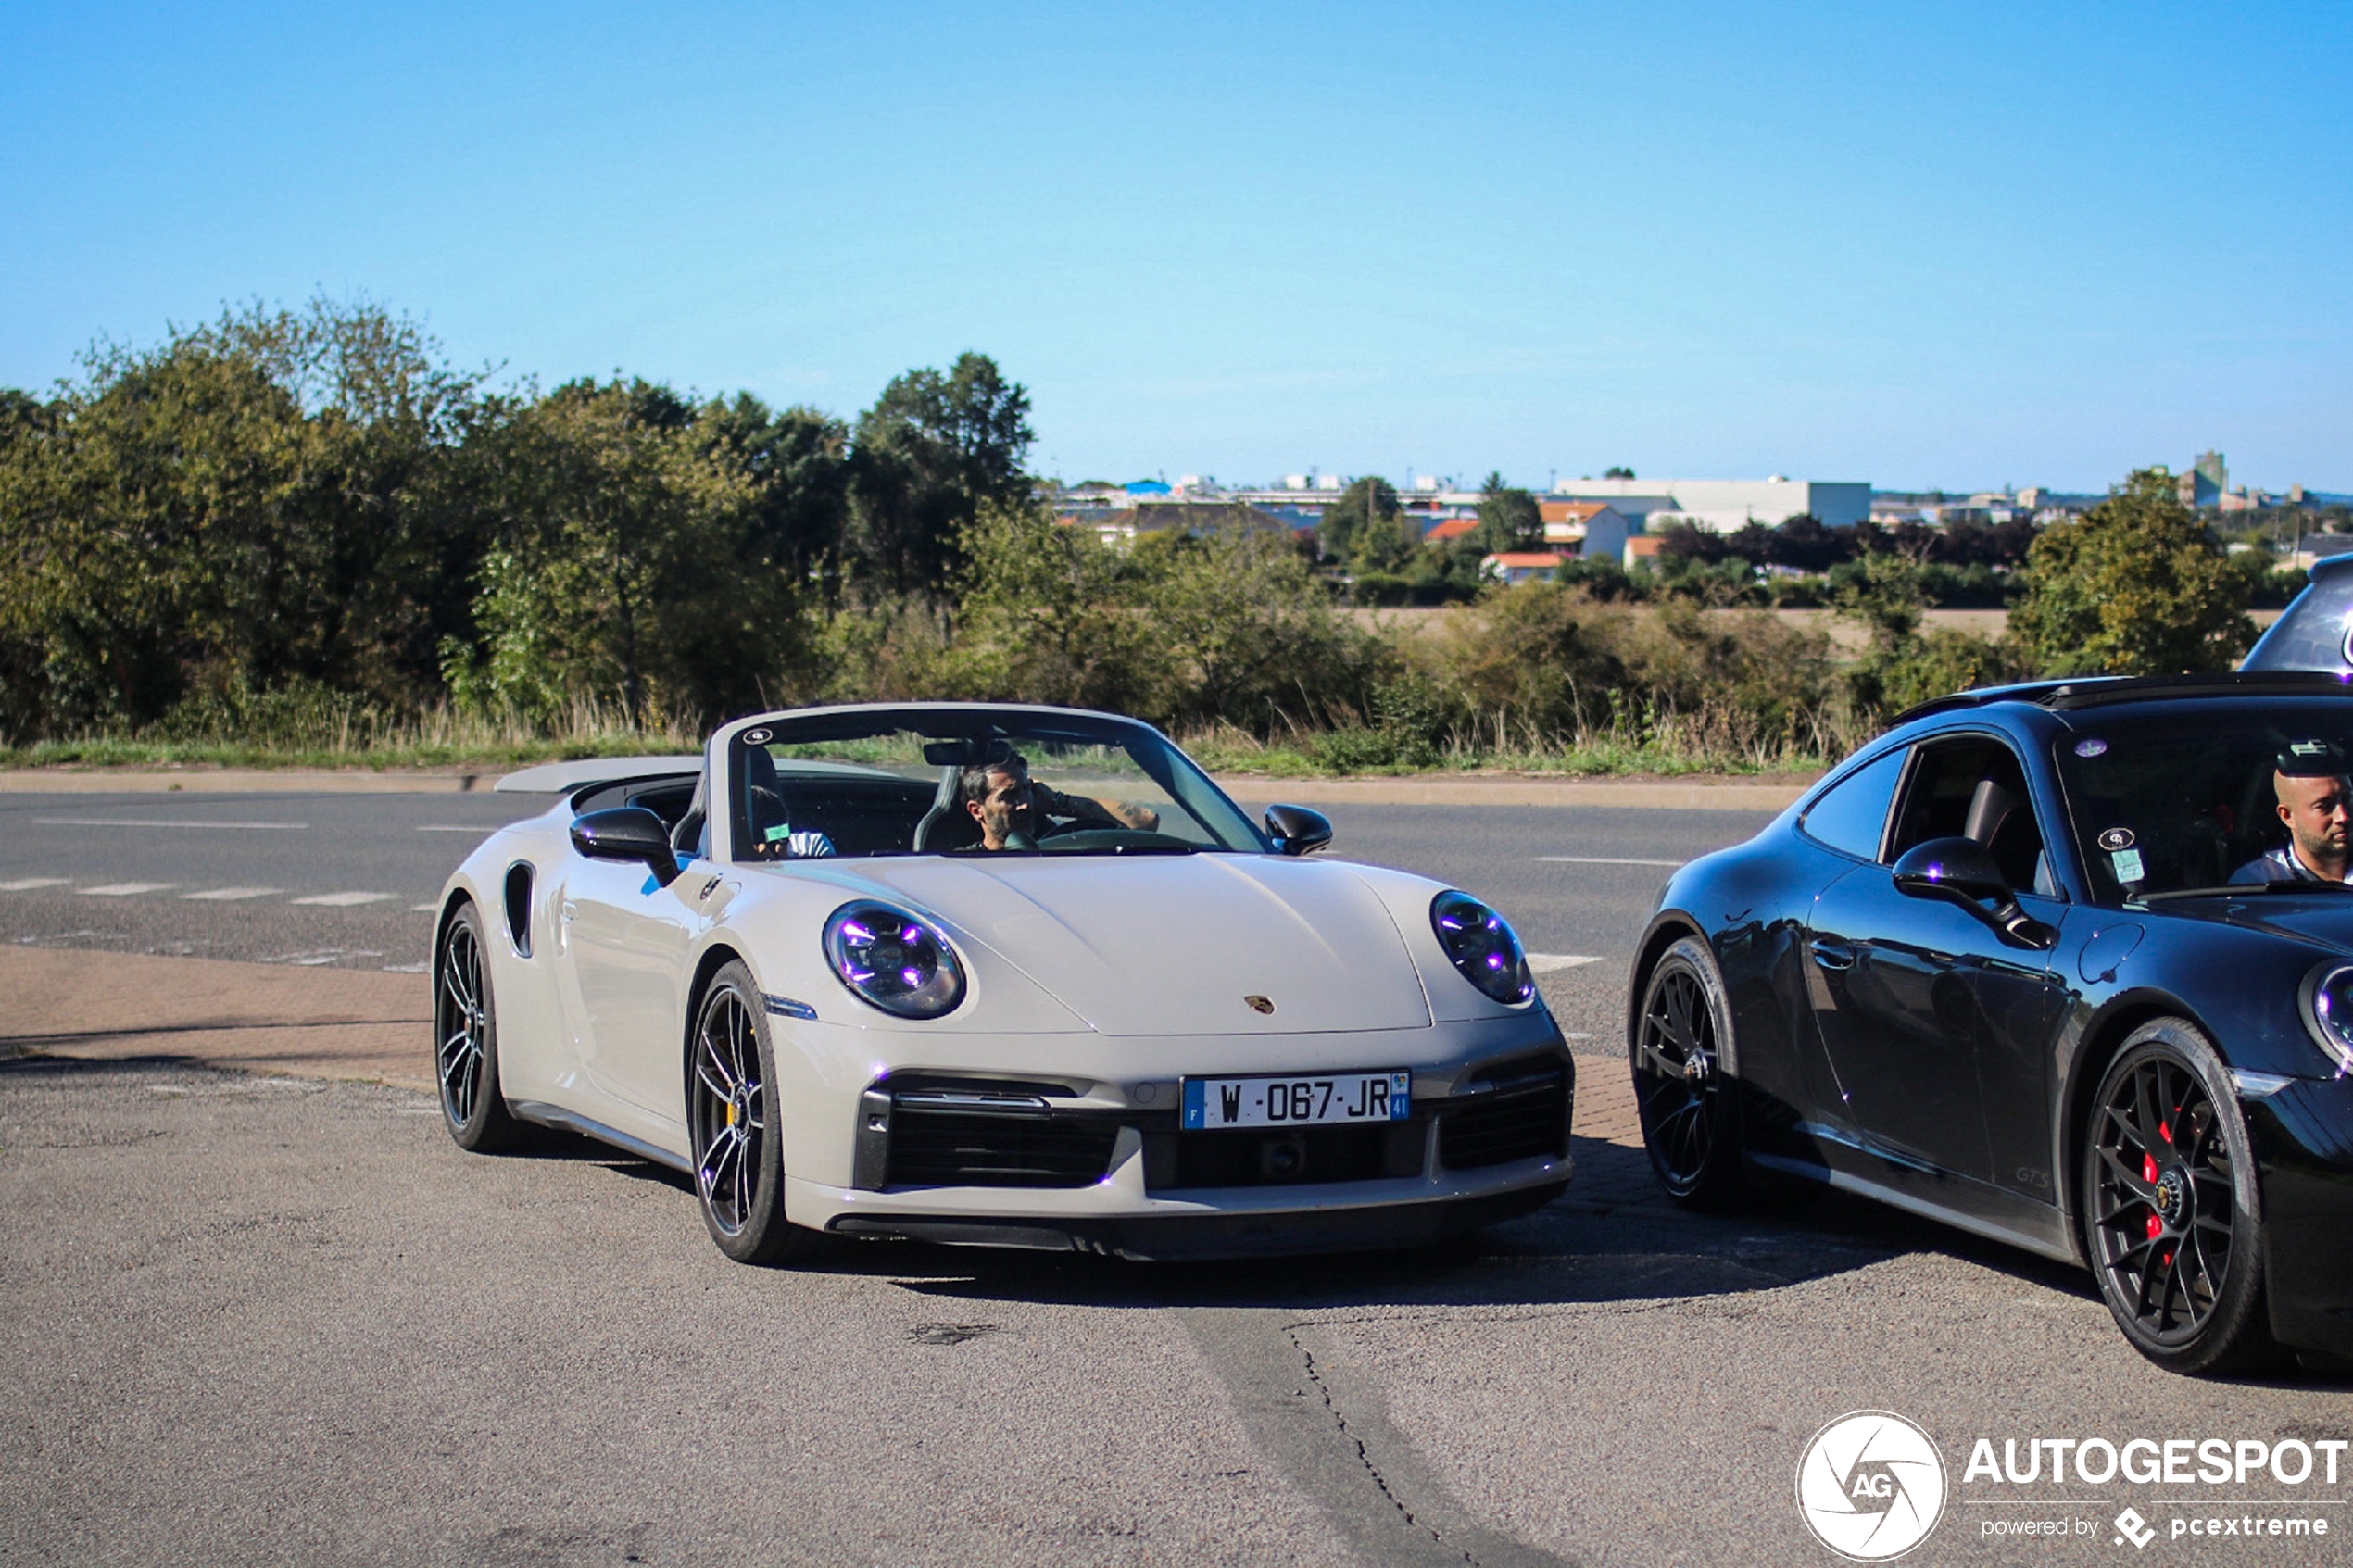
<box><xmin>2097</xmin><ymin>827</ymin><xmax>2135</xmax><ymax>851</ymax></box>
<box><xmin>2111</xmin><ymin>847</ymin><xmax>2145</xmax><ymax>884</ymax></box>
<box><xmin>2074</xmin><ymin>737</ymin><xmax>2108</xmax><ymax>758</ymax></box>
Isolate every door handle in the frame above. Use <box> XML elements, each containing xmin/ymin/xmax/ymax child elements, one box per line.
<box><xmin>1809</xmin><ymin>938</ymin><xmax>1856</xmax><ymax>972</ymax></box>
<box><xmin>560</xmin><ymin>900</ymin><xmax>577</xmax><ymax>924</ymax></box>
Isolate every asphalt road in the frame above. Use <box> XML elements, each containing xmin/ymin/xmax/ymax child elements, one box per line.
<box><xmin>6</xmin><ymin>1060</ymin><xmax>2348</xmax><ymax>1568</ymax></box>
<box><xmin>0</xmin><ymin>790</ymin><xmax>1774</xmax><ymax>1047</ymax></box>
<box><xmin>6</xmin><ymin>787</ymin><xmax>2351</xmax><ymax>1567</ymax></box>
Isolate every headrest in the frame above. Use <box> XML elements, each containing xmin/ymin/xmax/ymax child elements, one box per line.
<box><xmin>2277</xmin><ymin>740</ymin><xmax>2348</xmax><ymax>777</ymax></box>
<box><xmin>744</xmin><ymin>745</ymin><xmax>780</xmax><ymax>792</ymax></box>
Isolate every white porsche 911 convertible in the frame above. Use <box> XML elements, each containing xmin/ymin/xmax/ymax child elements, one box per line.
<box><xmin>433</xmin><ymin>703</ymin><xmax>1574</xmax><ymax>1262</ymax></box>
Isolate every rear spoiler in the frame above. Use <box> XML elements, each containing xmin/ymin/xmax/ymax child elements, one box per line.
<box><xmin>494</xmin><ymin>756</ymin><xmax>705</xmax><ymax>794</ymax></box>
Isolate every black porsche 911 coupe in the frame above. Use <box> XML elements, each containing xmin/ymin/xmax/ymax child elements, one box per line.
<box><xmin>1629</xmin><ymin>671</ymin><xmax>2353</xmax><ymax>1374</ymax></box>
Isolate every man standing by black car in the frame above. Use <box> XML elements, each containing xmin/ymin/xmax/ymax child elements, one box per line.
<box><xmin>2231</xmin><ymin>740</ymin><xmax>2353</xmax><ymax>884</ymax></box>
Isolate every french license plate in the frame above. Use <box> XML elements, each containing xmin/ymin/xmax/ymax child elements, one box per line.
<box><xmin>1181</xmin><ymin>1071</ymin><xmax>1411</xmax><ymax>1131</ymax></box>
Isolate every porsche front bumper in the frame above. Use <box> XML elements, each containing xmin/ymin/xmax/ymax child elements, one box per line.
<box><xmin>774</xmin><ymin>1010</ymin><xmax>1576</xmax><ymax>1258</ymax></box>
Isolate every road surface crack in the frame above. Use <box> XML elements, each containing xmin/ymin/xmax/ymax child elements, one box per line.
<box><xmin>1288</xmin><ymin>1325</ymin><xmax>1482</xmax><ymax>1566</ymax></box>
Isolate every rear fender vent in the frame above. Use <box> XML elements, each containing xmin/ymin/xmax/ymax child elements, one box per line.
<box><xmin>502</xmin><ymin>863</ymin><xmax>534</xmax><ymax>958</ymax></box>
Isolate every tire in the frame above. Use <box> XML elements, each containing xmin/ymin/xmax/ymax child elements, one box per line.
<box><xmin>687</xmin><ymin>960</ymin><xmax>818</xmax><ymax>1264</ymax></box>
<box><xmin>435</xmin><ymin>901</ymin><xmax>524</xmax><ymax>1153</ymax></box>
<box><xmin>2081</xmin><ymin>1019</ymin><xmax>2274</xmax><ymax>1375</ymax></box>
<box><xmin>1631</xmin><ymin>935</ymin><xmax>1747</xmax><ymax>1209</ymax></box>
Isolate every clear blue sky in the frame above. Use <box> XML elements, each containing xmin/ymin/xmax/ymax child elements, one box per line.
<box><xmin>3</xmin><ymin>2</ymin><xmax>2347</xmax><ymax>493</ymax></box>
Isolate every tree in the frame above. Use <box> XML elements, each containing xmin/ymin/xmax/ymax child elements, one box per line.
<box><xmin>2011</xmin><ymin>469</ymin><xmax>2255</xmax><ymax>676</ymax></box>
<box><xmin>1471</xmin><ymin>470</ymin><xmax>1542</xmax><ymax>553</ymax></box>
<box><xmin>848</xmin><ymin>353</ymin><xmax>1033</xmax><ymax>596</ymax></box>
<box><xmin>1604</xmin><ymin>466</ymin><xmax>1634</xmax><ymax>480</ymax></box>
<box><xmin>696</xmin><ymin>395</ymin><xmax>851</xmax><ymax>607</ymax></box>
<box><xmin>1316</xmin><ymin>476</ymin><xmax>1399</xmax><ymax>563</ymax></box>
<box><xmin>445</xmin><ymin>379</ymin><xmax>786</xmax><ymax>729</ymax></box>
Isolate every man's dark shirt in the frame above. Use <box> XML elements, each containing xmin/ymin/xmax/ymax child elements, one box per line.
<box><xmin>2229</xmin><ymin>844</ymin><xmax>2325</xmax><ymax>884</ymax></box>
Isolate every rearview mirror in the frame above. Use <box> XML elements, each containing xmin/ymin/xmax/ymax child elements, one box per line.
<box><xmin>1265</xmin><ymin>804</ymin><xmax>1333</xmax><ymax>856</ymax></box>
<box><xmin>1892</xmin><ymin>835</ymin><xmax>2054</xmax><ymax>949</ymax></box>
<box><xmin>572</xmin><ymin>807</ymin><xmax>682</xmax><ymax>886</ymax></box>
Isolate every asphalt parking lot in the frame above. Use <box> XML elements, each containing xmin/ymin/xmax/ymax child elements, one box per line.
<box><xmin>4</xmin><ymin>786</ymin><xmax>2350</xmax><ymax>1567</ymax></box>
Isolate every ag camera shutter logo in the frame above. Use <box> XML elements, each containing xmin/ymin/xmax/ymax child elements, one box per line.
<box><xmin>1796</xmin><ymin>1411</ymin><xmax>1948</xmax><ymax>1561</ymax></box>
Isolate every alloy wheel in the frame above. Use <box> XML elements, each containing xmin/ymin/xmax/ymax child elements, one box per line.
<box><xmin>436</xmin><ymin>919</ymin><xmax>487</xmax><ymax>1127</ymax></box>
<box><xmin>1636</xmin><ymin>963</ymin><xmax>1719</xmax><ymax>1191</ymax></box>
<box><xmin>690</xmin><ymin>986</ymin><xmax>768</xmax><ymax>1237</ymax></box>
<box><xmin>2089</xmin><ymin>1053</ymin><xmax>2239</xmax><ymax>1348</ymax></box>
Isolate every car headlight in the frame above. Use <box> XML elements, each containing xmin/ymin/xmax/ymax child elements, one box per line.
<box><xmin>824</xmin><ymin>901</ymin><xmax>965</xmax><ymax>1020</ymax></box>
<box><xmin>1429</xmin><ymin>890</ymin><xmax>1532</xmax><ymax>1005</ymax></box>
<box><xmin>2301</xmin><ymin>962</ymin><xmax>2353</xmax><ymax>1074</ymax></box>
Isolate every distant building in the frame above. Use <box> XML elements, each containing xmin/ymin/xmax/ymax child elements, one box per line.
<box><xmin>1061</xmin><ymin>501</ymin><xmax>1291</xmax><ymax>549</ymax></box>
<box><xmin>1480</xmin><ymin>551</ymin><xmax>1570</xmax><ymax>585</ymax></box>
<box><xmin>1546</xmin><ymin>476</ymin><xmax>1869</xmax><ymax>532</ymax></box>
<box><xmin>1623</xmin><ymin>535</ymin><xmax>1667</xmax><ymax>571</ymax></box>
<box><xmin>1424</xmin><ymin>518</ymin><xmax>1479</xmax><ymax>544</ymax></box>
<box><xmin>1539</xmin><ymin>502</ymin><xmax>1632</xmax><ymax>560</ymax></box>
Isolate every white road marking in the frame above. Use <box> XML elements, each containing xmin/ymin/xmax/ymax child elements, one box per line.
<box><xmin>181</xmin><ymin>886</ymin><xmax>284</xmax><ymax>901</ymax></box>
<box><xmin>1527</xmin><ymin>953</ymin><xmax>1604</xmax><ymax>972</ymax></box>
<box><xmin>258</xmin><ymin>948</ymin><xmax>384</xmax><ymax>966</ymax></box>
<box><xmin>381</xmin><ymin>960</ymin><xmax>431</xmax><ymax>973</ymax></box>
<box><xmin>413</xmin><ymin>824</ymin><xmax>497</xmax><ymax>833</ymax></box>
<box><xmin>1536</xmin><ymin>856</ymin><xmax>1687</xmax><ymax>867</ymax></box>
<box><xmin>76</xmin><ymin>883</ymin><xmax>178</xmax><ymax>897</ymax></box>
<box><xmin>409</xmin><ymin>903</ymin><xmax>439</xmax><ymax>912</ymax></box>
<box><xmin>36</xmin><ymin>818</ymin><xmax>308</xmax><ymax>830</ymax></box>
<box><xmin>288</xmin><ymin>891</ymin><xmax>396</xmax><ymax>907</ymax></box>
<box><xmin>0</xmin><ymin>877</ymin><xmax>70</xmax><ymax>891</ymax></box>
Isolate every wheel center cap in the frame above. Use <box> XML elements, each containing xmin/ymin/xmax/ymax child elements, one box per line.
<box><xmin>2155</xmin><ymin>1164</ymin><xmax>2193</xmax><ymax>1229</ymax></box>
<box><xmin>1682</xmin><ymin>1049</ymin><xmax>1712</xmax><ymax>1084</ymax></box>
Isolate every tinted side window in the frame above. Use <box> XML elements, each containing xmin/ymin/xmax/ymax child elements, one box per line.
<box><xmin>1799</xmin><ymin>748</ymin><xmax>1906</xmax><ymax>860</ymax></box>
<box><xmin>1890</xmin><ymin>734</ymin><xmax>2045</xmax><ymax>890</ymax></box>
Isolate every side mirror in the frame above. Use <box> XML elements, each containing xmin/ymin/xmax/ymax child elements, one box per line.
<box><xmin>1893</xmin><ymin>836</ymin><xmax>2008</xmax><ymax>903</ymax></box>
<box><xmin>573</xmin><ymin>807</ymin><xmax>682</xmax><ymax>886</ymax></box>
<box><xmin>1265</xmin><ymin>804</ymin><xmax>1333</xmax><ymax>856</ymax></box>
<box><xmin>1893</xmin><ymin>835</ymin><xmax>2054</xmax><ymax>949</ymax></box>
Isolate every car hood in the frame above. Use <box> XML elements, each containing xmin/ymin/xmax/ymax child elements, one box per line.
<box><xmin>2160</xmin><ymin>892</ymin><xmax>2353</xmax><ymax>954</ymax></box>
<box><xmin>830</xmin><ymin>853</ymin><xmax>1434</xmax><ymax>1036</ymax></box>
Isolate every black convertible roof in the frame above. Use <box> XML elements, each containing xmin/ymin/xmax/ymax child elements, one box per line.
<box><xmin>1893</xmin><ymin>670</ymin><xmax>2353</xmax><ymax>725</ymax></box>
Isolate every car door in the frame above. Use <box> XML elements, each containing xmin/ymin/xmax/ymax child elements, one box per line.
<box><xmin>1803</xmin><ymin>734</ymin><xmax>2070</xmax><ymax>1189</ymax></box>
<box><xmin>556</xmin><ymin>852</ymin><xmax>712</xmax><ymax>1125</ymax></box>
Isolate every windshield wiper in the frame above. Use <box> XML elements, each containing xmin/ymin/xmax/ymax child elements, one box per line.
<box><xmin>2136</xmin><ymin>881</ymin><xmax>2353</xmax><ymax>903</ymax></box>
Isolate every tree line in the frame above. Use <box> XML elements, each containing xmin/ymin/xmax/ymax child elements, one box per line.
<box><xmin>0</xmin><ymin>297</ymin><xmax>2297</xmax><ymax>767</ymax></box>
<box><xmin>0</xmin><ymin>299</ymin><xmax>1033</xmax><ymax>740</ymax></box>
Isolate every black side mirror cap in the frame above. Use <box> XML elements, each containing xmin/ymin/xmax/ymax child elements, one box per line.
<box><xmin>1893</xmin><ymin>836</ymin><xmax>2008</xmax><ymax>902</ymax></box>
<box><xmin>573</xmin><ymin>806</ymin><xmax>682</xmax><ymax>886</ymax></box>
<box><xmin>1265</xmin><ymin>804</ymin><xmax>1333</xmax><ymax>856</ymax></box>
<box><xmin>1893</xmin><ymin>835</ymin><xmax>2056</xmax><ymax>949</ymax></box>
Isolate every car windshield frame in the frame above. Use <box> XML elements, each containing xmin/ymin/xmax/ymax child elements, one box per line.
<box><xmin>725</xmin><ymin>707</ymin><xmax>1268</xmax><ymax>863</ymax></box>
<box><xmin>2050</xmin><ymin>696</ymin><xmax>2353</xmax><ymax>906</ymax></box>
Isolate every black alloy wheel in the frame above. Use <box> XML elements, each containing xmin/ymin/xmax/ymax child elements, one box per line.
<box><xmin>686</xmin><ymin>960</ymin><xmax>816</xmax><ymax>1264</ymax></box>
<box><xmin>1632</xmin><ymin>936</ymin><xmax>1744</xmax><ymax>1208</ymax></box>
<box><xmin>435</xmin><ymin>901</ymin><xmax>521</xmax><ymax>1151</ymax></box>
<box><xmin>2083</xmin><ymin>1021</ymin><xmax>2272</xmax><ymax>1374</ymax></box>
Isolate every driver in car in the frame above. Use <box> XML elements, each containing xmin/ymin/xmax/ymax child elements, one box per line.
<box><xmin>960</xmin><ymin>751</ymin><xmax>1160</xmax><ymax>851</ymax></box>
<box><xmin>2229</xmin><ymin>741</ymin><xmax>2353</xmax><ymax>884</ymax></box>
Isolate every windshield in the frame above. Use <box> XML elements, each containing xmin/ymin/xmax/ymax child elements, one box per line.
<box><xmin>727</xmin><ymin>708</ymin><xmax>1265</xmax><ymax>861</ymax></box>
<box><xmin>2053</xmin><ymin>698</ymin><xmax>2353</xmax><ymax>901</ymax></box>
